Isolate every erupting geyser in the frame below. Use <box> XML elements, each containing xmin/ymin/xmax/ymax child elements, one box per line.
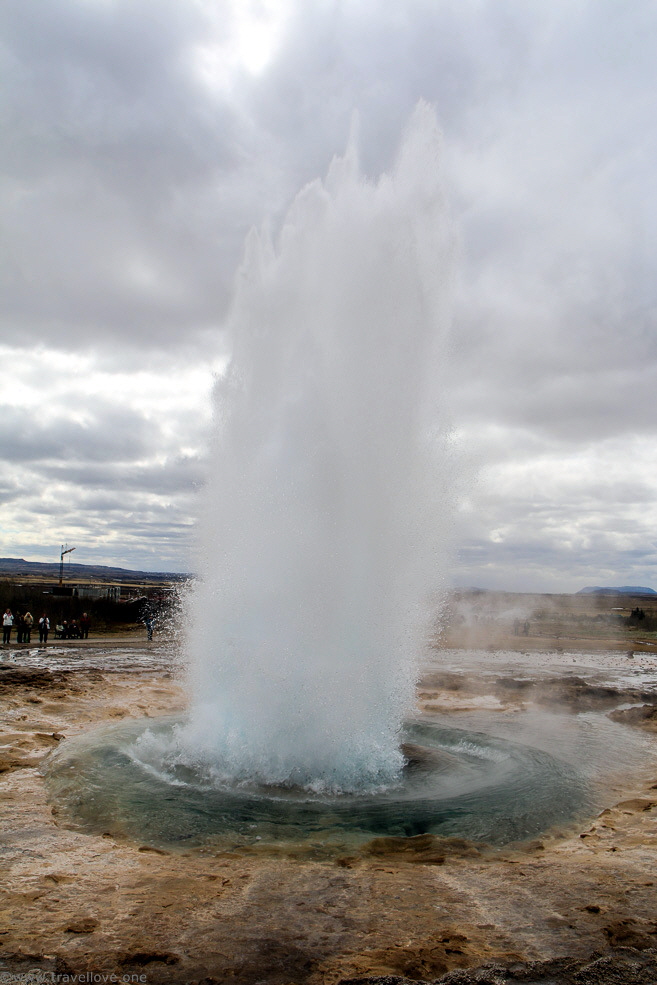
<box><xmin>175</xmin><ymin>103</ymin><xmax>455</xmax><ymax>793</ymax></box>
<box><xmin>42</xmin><ymin>107</ymin><xmax>622</xmax><ymax>850</ymax></box>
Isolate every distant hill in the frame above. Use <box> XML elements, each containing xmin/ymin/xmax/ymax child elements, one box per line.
<box><xmin>0</xmin><ymin>557</ymin><xmax>189</xmax><ymax>583</ymax></box>
<box><xmin>577</xmin><ymin>585</ymin><xmax>656</xmax><ymax>596</ymax></box>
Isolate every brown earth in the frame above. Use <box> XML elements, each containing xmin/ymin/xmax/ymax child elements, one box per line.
<box><xmin>1</xmin><ymin>623</ymin><xmax>657</xmax><ymax>984</ymax></box>
<box><xmin>438</xmin><ymin>587</ymin><xmax>657</xmax><ymax>655</ymax></box>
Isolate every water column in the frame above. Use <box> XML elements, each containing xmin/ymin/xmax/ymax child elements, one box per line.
<box><xmin>180</xmin><ymin>103</ymin><xmax>455</xmax><ymax>792</ymax></box>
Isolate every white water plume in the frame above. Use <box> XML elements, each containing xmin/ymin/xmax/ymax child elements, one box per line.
<box><xmin>179</xmin><ymin>103</ymin><xmax>456</xmax><ymax>792</ymax></box>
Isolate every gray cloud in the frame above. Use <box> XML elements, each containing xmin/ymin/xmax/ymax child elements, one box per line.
<box><xmin>0</xmin><ymin>405</ymin><xmax>151</xmax><ymax>463</ymax></box>
<box><xmin>39</xmin><ymin>456</ymin><xmax>205</xmax><ymax>495</ymax></box>
<box><xmin>1</xmin><ymin>0</ymin><xmax>656</xmax><ymax>587</ymax></box>
<box><xmin>1</xmin><ymin>0</ymin><xmax>254</xmax><ymax>349</ymax></box>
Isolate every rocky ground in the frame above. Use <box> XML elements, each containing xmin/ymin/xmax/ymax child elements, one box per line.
<box><xmin>1</xmin><ymin>637</ymin><xmax>656</xmax><ymax>985</ymax></box>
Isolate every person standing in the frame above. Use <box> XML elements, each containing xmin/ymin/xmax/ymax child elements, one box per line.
<box><xmin>80</xmin><ymin>612</ymin><xmax>91</xmax><ymax>639</ymax></box>
<box><xmin>2</xmin><ymin>609</ymin><xmax>13</xmax><ymax>645</ymax></box>
<box><xmin>15</xmin><ymin>612</ymin><xmax>24</xmax><ymax>644</ymax></box>
<box><xmin>24</xmin><ymin>611</ymin><xmax>34</xmax><ymax>643</ymax></box>
<box><xmin>38</xmin><ymin>613</ymin><xmax>50</xmax><ymax>644</ymax></box>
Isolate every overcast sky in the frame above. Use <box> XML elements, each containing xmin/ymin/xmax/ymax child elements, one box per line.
<box><xmin>1</xmin><ymin>0</ymin><xmax>656</xmax><ymax>593</ymax></box>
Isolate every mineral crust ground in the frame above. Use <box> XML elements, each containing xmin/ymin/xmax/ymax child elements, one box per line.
<box><xmin>1</xmin><ymin>625</ymin><xmax>657</xmax><ymax>985</ymax></box>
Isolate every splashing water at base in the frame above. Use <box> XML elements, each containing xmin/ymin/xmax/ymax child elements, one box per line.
<box><xmin>43</xmin><ymin>715</ymin><xmax>589</xmax><ymax>852</ymax></box>
<box><xmin>176</xmin><ymin>104</ymin><xmax>456</xmax><ymax>792</ymax></box>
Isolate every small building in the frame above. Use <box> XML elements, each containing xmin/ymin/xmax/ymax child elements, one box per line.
<box><xmin>49</xmin><ymin>584</ymin><xmax>120</xmax><ymax>601</ymax></box>
<box><xmin>75</xmin><ymin>584</ymin><xmax>121</xmax><ymax>601</ymax></box>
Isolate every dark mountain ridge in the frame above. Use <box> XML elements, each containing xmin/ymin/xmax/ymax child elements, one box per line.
<box><xmin>577</xmin><ymin>585</ymin><xmax>656</xmax><ymax>596</ymax></box>
<box><xmin>0</xmin><ymin>557</ymin><xmax>189</xmax><ymax>583</ymax></box>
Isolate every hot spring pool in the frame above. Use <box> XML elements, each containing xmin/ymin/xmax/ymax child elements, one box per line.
<box><xmin>43</xmin><ymin>715</ymin><xmax>588</xmax><ymax>853</ymax></box>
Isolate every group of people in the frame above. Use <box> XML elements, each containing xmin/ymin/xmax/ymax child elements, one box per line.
<box><xmin>55</xmin><ymin>615</ymin><xmax>91</xmax><ymax>639</ymax></box>
<box><xmin>2</xmin><ymin>609</ymin><xmax>91</xmax><ymax>644</ymax></box>
<box><xmin>3</xmin><ymin>609</ymin><xmax>35</xmax><ymax>644</ymax></box>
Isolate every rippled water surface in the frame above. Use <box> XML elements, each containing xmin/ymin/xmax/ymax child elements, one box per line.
<box><xmin>44</xmin><ymin>715</ymin><xmax>593</xmax><ymax>853</ymax></box>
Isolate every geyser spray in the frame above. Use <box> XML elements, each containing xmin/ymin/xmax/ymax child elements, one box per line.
<box><xmin>180</xmin><ymin>103</ymin><xmax>455</xmax><ymax>792</ymax></box>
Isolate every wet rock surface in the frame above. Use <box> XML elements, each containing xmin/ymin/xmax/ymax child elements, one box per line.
<box><xmin>0</xmin><ymin>645</ymin><xmax>656</xmax><ymax>984</ymax></box>
<box><xmin>338</xmin><ymin>947</ymin><xmax>657</xmax><ymax>983</ymax></box>
<box><xmin>609</xmin><ymin>704</ymin><xmax>657</xmax><ymax>730</ymax></box>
